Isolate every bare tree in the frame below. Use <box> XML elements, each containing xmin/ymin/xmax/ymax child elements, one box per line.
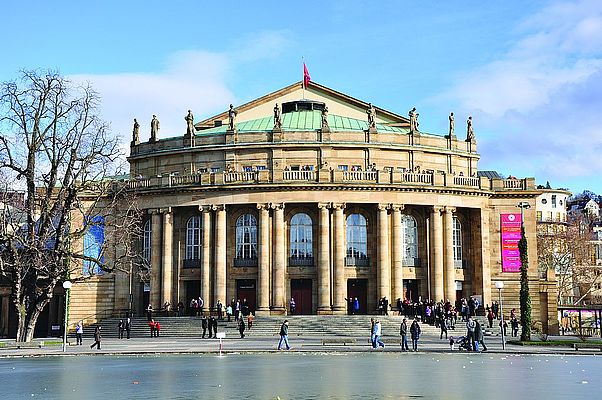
<box><xmin>0</xmin><ymin>70</ymin><xmax>141</xmax><ymax>342</ymax></box>
<box><xmin>537</xmin><ymin>215</ymin><xmax>600</xmax><ymax>305</ymax></box>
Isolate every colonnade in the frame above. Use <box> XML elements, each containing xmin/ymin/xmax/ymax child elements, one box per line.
<box><xmin>147</xmin><ymin>202</ymin><xmax>490</xmax><ymax>314</ymax></box>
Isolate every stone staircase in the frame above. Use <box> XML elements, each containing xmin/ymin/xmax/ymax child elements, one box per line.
<box><xmin>75</xmin><ymin>314</ymin><xmax>450</xmax><ymax>340</ymax></box>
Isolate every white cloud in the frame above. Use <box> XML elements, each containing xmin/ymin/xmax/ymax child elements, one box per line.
<box><xmin>439</xmin><ymin>0</ymin><xmax>602</xmax><ymax>192</ymax></box>
<box><xmin>70</xmin><ymin>50</ymin><xmax>235</xmax><ymax>146</ymax></box>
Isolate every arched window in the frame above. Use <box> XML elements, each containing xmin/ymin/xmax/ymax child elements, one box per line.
<box><xmin>453</xmin><ymin>217</ymin><xmax>462</xmax><ymax>262</ymax></box>
<box><xmin>186</xmin><ymin>216</ymin><xmax>202</xmax><ymax>260</ymax></box>
<box><xmin>290</xmin><ymin>213</ymin><xmax>313</xmax><ymax>263</ymax></box>
<box><xmin>346</xmin><ymin>213</ymin><xmax>368</xmax><ymax>264</ymax></box>
<box><xmin>142</xmin><ymin>219</ymin><xmax>151</xmax><ymax>263</ymax></box>
<box><xmin>236</xmin><ymin>214</ymin><xmax>257</xmax><ymax>261</ymax></box>
<box><xmin>401</xmin><ymin>215</ymin><xmax>418</xmax><ymax>260</ymax></box>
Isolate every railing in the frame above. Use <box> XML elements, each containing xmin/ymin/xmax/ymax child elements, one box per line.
<box><xmin>402</xmin><ymin>258</ymin><xmax>421</xmax><ymax>267</ymax></box>
<box><xmin>289</xmin><ymin>256</ymin><xmax>315</xmax><ymax>266</ymax></box>
<box><xmin>345</xmin><ymin>256</ymin><xmax>370</xmax><ymax>267</ymax></box>
<box><xmin>342</xmin><ymin>171</ymin><xmax>378</xmax><ymax>181</ymax></box>
<box><xmin>171</xmin><ymin>174</ymin><xmax>200</xmax><ymax>186</ymax></box>
<box><xmin>183</xmin><ymin>259</ymin><xmax>200</xmax><ymax>269</ymax></box>
<box><xmin>283</xmin><ymin>170</ymin><xmax>317</xmax><ymax>181</ymax></box>
<box><xmin>127</xmin><ymin>178</ymin><xmax>152</xmax><ymax>189</ymax></box>
<box><xmin>454</xmin><ymin>260</ymin><xmax>466</xmax><ymax>269</ymax></box>
<box><xmin>503</xmin><ymin>178</ymin><xmax>525</xmax><ymax>189</ymax></box>
<box><xmin>453</xmin><ymin>176</ymin><xmax>480</xmax><ymax>187</ymax></box>
<box><xmin>233</xmin><ymin>257</ymin><xmax>258</xmax><ymax>267</ymax></box>
<box><xmin>224</xmin><ymin>171</ymin><xmax>258</xmax><ymax>183</ymax></box>
<box><xmin>400</xmin><ymin>172</ymin><xmax>433</xmax><ymax>184</ymax></box>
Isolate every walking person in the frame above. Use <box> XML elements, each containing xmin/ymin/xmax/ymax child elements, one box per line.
<box><xmin>440</xmin><ymin>317</ymin><xmax>448</xmax><ymax>339</ymax></box>
<box><xmin>226</xmin><ymin>305</ymin><xmax>233</xmax><ymax>322</ymax></box>
<box><xmin>212</xmin><ymin>315</ymin><xmax>218</xmax><ymax>337</ymax></box>
<box><xmin>149</xmin><ymin>319</ymin><xmax>157</xmax><ymax>338</ymax></box>
<box><xmin>208</xmin><ymin>316</ymin><xmax>215</xmax><ymax>338</ymax></box>
<box><xmin>410</xmin><ymin>319</ymin><xmax>421</xmax><ymax>351</ymax></box>
<box><xmin>475</xmin><ymin>320</ymin><xmax>488</xmax><ymax>351</ymax></box>
<box><xmin>372</xmin><ymin>320</ymin><xmax>385</xmax><ymax>349</ymax></box>
<box><xmin>278</xmin><ymin>320</ymin><xmax>291</xmax><ymax>350</ymax></box>
<box><xmin>466</xmin><ymin>316</ymin><xmax>477</xmax><ymax>351</ymax></box>
<box><xmin>90</xmin><ymin>326</ymin><xmax>102</xmax><ymax>350</ymax></box>
<box><xmin>511</xmin><ymin>317</ymin><xmax>519</xmax><ymax>337</ymax></box>
<box><xmin>370</xmin><ymin>318</ymin><xmax>376</xmax><ymax>347</ymax></box>
<box><xmin>125</xmin><ymin>317</ymin><xmax>132</xmax><ymax>339</ymax></box>
<box><xmin>217</xmin><ymin>300</ymin><xmax>224</xmax><ymax>320</ymax></box>
<box><xmin>400</xmin><ymin>318</ymin><xmax>409</xmax><ymax>351</ymax></box>
<box><xmin>238</xmin><ymin>317</ymin><xmax>246</xmax><ymax>338</ymax></box>
<box><xmin>201</xmin><ymin>316</ymin><xmax>208</xmax><ymax>338</ymax></box>
<box><xmin>247</xmin><ymin>313</ymin><xmax>254</xmax><ymax>330</ymax></box>
<box><xmin>117</xmin><ymin>319</ymin><xmax>125</xmax><ymax>339</ymax></box>
<box><xmin>487</xmin><ymin>309</ymin><xmax>494</xmax><ymax>329</ymax></box>
<box><xmin>75</xmin><ymin>321</ymin><xmax>83</xmax><ymax>345</ymax></box>
<box><xmin>146</xmin><ymin>304</ymin><xmax>153</xmax><ymax>321</ymax></box>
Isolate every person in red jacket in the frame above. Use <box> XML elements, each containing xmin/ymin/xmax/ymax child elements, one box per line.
<box><xmin>155</xmin><ymin>321</ymin><xmax>161</xmax><ymax>337</ymax></box>
<box><xmin>149</xmin><ymin>319</ymin><xmax>156</xmax><ymax>337</ymax></box>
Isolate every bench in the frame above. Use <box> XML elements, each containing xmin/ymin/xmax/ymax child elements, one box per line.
<box><xmin>573</xmin><ymin>343</ymin><xmax>602</xmax><ymax>351</ymax></box>
<box><xmin>1</xmin><ymin>342</ymin><xmax>44</xmax><ymax>349</ymax></box>
<box><xmin>322</xmin><ymin>338</ymin><xmax>357</xmax><ymax>346</ymax></box>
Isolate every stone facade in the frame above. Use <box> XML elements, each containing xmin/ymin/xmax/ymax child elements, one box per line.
<box><xmin>63</xmin><ymin>81</ymin><xmax>558</xmax><ymax>334</ymax></box>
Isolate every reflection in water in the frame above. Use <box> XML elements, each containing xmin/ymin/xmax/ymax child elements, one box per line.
<box><xmin>0</xmin><ymin>353</ymin><xmax>599</xmax><ymax>399</ymax></box>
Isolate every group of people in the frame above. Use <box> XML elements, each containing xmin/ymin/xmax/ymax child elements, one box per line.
<box><xmin>345</xmin><ymin>297</ymin><xmax>361</xmax><ymax>315</ymax></box>
<box><xmin>117</xmin><ymin>318</ymin><xmax>132</xmax><ymax>339</ymax></box>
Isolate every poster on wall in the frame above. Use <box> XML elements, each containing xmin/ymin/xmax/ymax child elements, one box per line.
<box><xmin>501</xmin><ymin>213</ymin><xmax>522</xmax><ymax>272</ymax></box>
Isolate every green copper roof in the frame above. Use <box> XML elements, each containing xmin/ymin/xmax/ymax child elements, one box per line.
<box><xmin>196</xmin><ymin>110</ymin><xmax>408</xmax><ymax>135</ymax></box>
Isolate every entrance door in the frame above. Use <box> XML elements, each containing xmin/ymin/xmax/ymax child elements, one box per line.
<box><xmin>140</xmin><ymin>282</ymin><xmax>150</xmax><ymax>317</ymax></box>
<box><xmin>185</xmin><ymin>281</ymin><xmax>201</xmax><ymax>315</ymax></box>
<box><xmin>236</xmin><ymin>280</ymin><xmax>256</xmax><ymax>315</ymax></box>
<box><xmin>347</xmin><ymin>279</ymin><xmax>368</xmax><ymax>315</ymax></box>
<box><xmin>290</xmin><ymin>279</ymin><xmax>312</xmax><ymax>315</ymax></box>
<box><xmin>403</xmin><ymin>280</ymin><xmax>419</xmax><ymax>302</ymax></box>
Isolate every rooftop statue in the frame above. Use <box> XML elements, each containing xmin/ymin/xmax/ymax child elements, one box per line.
<box><xmin>185</xmin><ymin>110</ymin><xmax>195</xmax><ymax>136</ymax></box>
<box><xmin>467</xmin><ymin>116</ymin><xmax>475</xmax><ymax>141</ymax></box>
<box><xmin>150</xmin><ymin>114</ymin><xmax>160</xmax><ymax>142</ymax></box>
<box><xmin>449</xmin><ymin>112</ymin><xmax>455</xmax><ymax>137</ymax></box>
<box><xmin>367</xmin><ymin>103</ymin><xmax>376</xmax><ymax>129</ymax></box>
<box><xmin>321</xmin><ymin>106</ymin><xmax>329</xmax><ymax>130</ymax></box>
<box><xmin>273</xmin><ymin>103</ymin><xmax>281</xmax><ymax>129</ymax></box>
<box><xmin>228</xmin><ymin>104</ymin><xmax>237</xmax><ymax>131</ymax></box>
<box><xmin>132</xmin><ymin>118</ymin><xmax>140</xmax><ymax>144</ymax></box>
<box><xmin>409</xmin><ymin>107</ymin><xmax>419</xmax><ymax>132</ymax></box>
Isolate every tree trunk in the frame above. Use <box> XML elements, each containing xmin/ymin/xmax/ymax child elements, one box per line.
<box><xmin>15</xmin><ymin>299</ymin><xmax>50</xmax><ymax>342</ymax></box>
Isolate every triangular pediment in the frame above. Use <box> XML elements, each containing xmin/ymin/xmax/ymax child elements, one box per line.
<box><xmin>196</xmin><ymin>81</ymin><xmax>409</xmax><ymax>130</ymax></box>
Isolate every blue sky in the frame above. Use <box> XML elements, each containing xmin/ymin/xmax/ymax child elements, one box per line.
<box><xmin>3</xmin><ymin>0</ymin><xmax>602</xmax><ymax>195</ymax></box>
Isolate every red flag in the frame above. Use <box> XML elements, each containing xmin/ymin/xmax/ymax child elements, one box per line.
<box><xmin>303</xmin><ymin>62</ymin><xmax>311</xmax><ymax>88</ymax></box>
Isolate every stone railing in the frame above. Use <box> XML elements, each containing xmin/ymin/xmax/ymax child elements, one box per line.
<box><xmin>224</xmin><ymin>171</ymin><xmax>258</xmax><ymax>183</ymax></box>
<box><xmin>342</xmin><ymin>170</ymin><xmax>378</xmax><ymax>181</ymax></box>
<box><xmin>453</xmin><ymin>176</ymin><xmax>480</xmax><ymax>187</ymax></box>
<box><xmin>283</xmin><ymin>170</ymin><xmax>317</xmax><ymax>181</ymax></box>
<box><xmin>400</xmin><ymin>172</ymin><xmax>433</xmax><ymax>184</ymax></box>
<box><xmin>125</xmin><ymin>169</ymin><xmax>536</xmax><ymax>193</ymax></box>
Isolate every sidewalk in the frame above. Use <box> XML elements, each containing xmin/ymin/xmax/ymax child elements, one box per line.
<box><xmin>0</xmin><ymin>333</ymin><xmax>593</xmax><ymax>357</ymax></box>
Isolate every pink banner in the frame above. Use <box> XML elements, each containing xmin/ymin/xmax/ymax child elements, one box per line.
<box><xmin>501</xmin><ymin>213</ymin><xmax>522</xmax><ymax>272</ymax></box>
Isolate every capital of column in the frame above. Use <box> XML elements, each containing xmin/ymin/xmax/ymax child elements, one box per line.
<box><xmin>432</xmin><ymin>205</ymin><xmax>444</xmax><ymax>214</ymax></box>
<box><xmin>256</xmin><ymin>203</ymin><xmax>271</xmax><ymax>211</ymax></box>
<box><xmin>331</xmin><ymin>202</ymin><xmax>346</xmax><ymax>210</ymax></box>
<box><xmin>317</xmin><ymin>202</ymin><xmax>330</xmax><ymax>210</ymax></box>
<box><xmin>377</xmin><ymin>203</ymin><xmax>389</xmax><ymax>211</ymax></box>
<box><xmin>211</xmin><ymin>204</ymin><xmax>226</xmax><ymax>212</ymax></box>
<box><xmin>159</xmin><ymin>207</ymin><xmax>172</xmax><ymax>215</ymax></box>
<box><xmin>148</xmin><ymin>208</ymin><xmax>160</xmax><ymax>215</ymax></box>
<box><xmin>269</xmin><ymin>202</ymin><xmax>285</xmax><ymax>210</ymax></box>
<box><xmin>389</xmin><ymin>204</ymin><xmax>405</xmax><ymax>212</ymax></box>
<box><xmin>199</xmin><ymin>205</ymin><xmax>213</xmax><ymax>213</ymax></box>
<box><xmin>444</xmin><ymin>206</ymin><xmax>456</xmax><ymax>214</ymax></box>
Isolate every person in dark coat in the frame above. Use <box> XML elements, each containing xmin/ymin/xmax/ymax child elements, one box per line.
<box><xmin>208</xmin><ymin>316</ymin><xmax>215</xmax><ymax>338</ymax></box>
<box><xmin>238</xmin><ymin>317</ymin><xmax>246</xmax><ymax>338</ymax></box>
<box><xmin>146</xmin><ymin>304</ymin><xmax>153</xmax><ymax>322</ymax></box>
<box><xmin>201</xmin><ymin>316</ymin><xmax>208</xmax><ymax>338</ymax></box>
<box><xmin>117</xmin><ymin>319</ymin><xmax>125</xmax><ymax>339</ymax></box>
<box><xmin>410</xmin><ymin>319</ymin><xmax>421</xmax><ymax>351</ymax></box>
<box><xmin>90</xmin><ymin>326</ymin><xmax>102</xmax><ymax>350</ymax></box>
<box><xmin>212</xmin><ymin>316</ymin><xmax>218</xmax><ymax>336</ymax></box>
<box><xmin>125</xmin><ymin>317</ymin><xmax>131</xmax><ymax>339</ymax></box>
<box><xmin>475</xmin><ymin>320</ymin><xmax>487</xmax><ymax>351</ymax></box>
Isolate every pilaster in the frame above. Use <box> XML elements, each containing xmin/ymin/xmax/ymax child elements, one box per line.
<box><xmin>390</xmin><ymin>204</ymin><xmax>405</xmax><ymax>304</ymax></box>
<box><xmin>377</xmin><ymin>204</ymin><xmax>391</xmax><ymax>305</ymax></box>
<box><xmin>444</xmin><ymin>206</ymin><xmax>456</xmax><ymax>302</ymax></box>
<box><xmin>271</xmin><ymin>203</ymin><xmax>286</xmax><ymax>313</ymax></box>
<box><xmin>200</xmin><ymin>205</ymin><xmax>212</xmax><ymax>313</ymax></box>
<box><xmin>256</xmin><ymin>203</ymin><xmax>271</xmax><ymax>315</ymax></box>
<box><xmin>332</xmin><ymin>203</ymin><xmax>346</xmax><ymax>314</ymax></box>
<box><xmin>430</xmin><ymin>206</ymin><xmax>444</xmax><ymax>302</ymax></box>
<box><xmin>213</xmin><ymin>204</ymin><xmax>227</xmax><ymax>308</ymax></box>
<box><xmin>317</xmin><ymin>203</ymin><xmax>332</xmax><ymax>314</ymax></box>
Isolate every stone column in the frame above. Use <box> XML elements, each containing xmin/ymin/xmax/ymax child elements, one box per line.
<box><xmin>161</xmin><ymin>208</ymin><xmax>173</xmax><ymax>307</ymax></box>
<box><xmin>214</xmin><ymin>205</ymin><xmax>227</xmax><ymax>309</ymax></box>
<box><xmin>377</xmin><ymin>204</ymin><xmax>391</xmax><ymax>304</ymax></box>
<box><xmin>201</xmin><ymin>205</ymin><xmax>211</xmax><ymax>313</ymax></box>
<box><xmin>444</xmin><ymin>206</ymin><xmax>457</xmax><ymax>303</ymax></box>
<box><xmin>480</xmin><ymin>208</ymin><xmax>492</xmax><ymax>307</ymax></box>
<box><xmin>430</xmin><ymin>206</ymin><xmax>444</xmax><ymax>302</ymax></box>
<box><xmin>256</xmin><ymin>203</ymin><xmax>271</xmax><ymax>315</ymax></box>
<box><xmin>332</xmin><ymin>203</ymin><xmax>346</xmax><ymax>314</ymax></box>
<box><xmin>391</xmin><ymin>204</ymin><xmax>405</xmax><ymax>304</ymax></box>
<box><xmin>150</xmin><ymin>211</ymin><xmax>162</xmax><ymax>309</ymax></box>
<box><xmin>271</xmin><ymin>203</ymin><xmax>286</xmax><ymax>313</ymax></box>
<box><xmin>317</xmin><ymin>203</ymin><xmax>331</xmax><ymax>314</ymax></box>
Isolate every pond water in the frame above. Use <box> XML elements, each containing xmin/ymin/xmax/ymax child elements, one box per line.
<box><xmin>0</xmin><ymin>353</ymin><xmax>599</xmax><ymax>399</ymax></box>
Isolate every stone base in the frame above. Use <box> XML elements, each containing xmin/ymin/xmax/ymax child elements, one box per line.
<box><xmin>316</xmin><ymin>308</ymin><xmax>333</xmax><ymax>315</ymax></box>
<box><xmin>270</xmin><ymin>307</ymin><xmax>287</xmax><ymax>316</ymax></box>
<box><xmin>254</xmin><ymin>309</ymin><xmax>271</xmax><ymax>317</ymax></box>
<box><xmin>331</xmin><ymin>306</ymin><xmax>347</xmax><ymax>315</ymax></box>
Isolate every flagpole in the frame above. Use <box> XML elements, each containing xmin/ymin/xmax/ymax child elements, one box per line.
<box><xmin>302</xmin><ymin>57</ymin><xmax>305</xmax><ymax>100</ymax></box>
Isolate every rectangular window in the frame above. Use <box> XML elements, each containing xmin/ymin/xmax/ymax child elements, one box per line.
<box><xmin>552</xmin><ymin>195</ymin><xmax>557</xmax><ymax>208</ymax></box>
<box><xmin>536</xmin><ymin>211</ymin><xmax>542</xmax><ymax>221</ymax></box>
<box><xmin>556</xmin><ymin>212</ymin><xmax>561</xmax><ymax>221</ymax></box>
<box><xmin>290</xmin><ymin>165</ymin><xmax>300</xmax><ymax>171</ymax></box>
<box><xmin>198</xmin><ymin>167</ymin><xmax>208</xmax><ymax>173</ymax></box>
<box><xmin>255</xmin><ymin>165</ymin><xmax>267</xmax><ymax>171</ymax></box>
<box><xmin>211</xmin><ymin>167</ymin><xmax>220</xmax><ymax>173</ymax></box>
<box><xmin>547</xmin><ymin>211</ymin><xmax>553</xmax><ymax>221</ymax></box>
<box><xmin>243</xmin><ymin>165</ymin><xmax>253</xmax><ymax>172</ymax></box>
<box><xmin>338</xmin><ymin>165</ymin><xmax>348</xmax><ymax>171</ymax></box>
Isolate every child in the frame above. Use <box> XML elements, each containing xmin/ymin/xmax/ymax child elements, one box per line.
<box><xmin>449</xmin><ymin>336</ymin><xmax>455</xmax><ymax>351</ymax></box>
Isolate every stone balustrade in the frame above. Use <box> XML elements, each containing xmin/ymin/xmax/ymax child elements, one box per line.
<box><xmin>124</xmin><ymin>169</ymin><xmax>534</xmax><ymax>192</ymax></box>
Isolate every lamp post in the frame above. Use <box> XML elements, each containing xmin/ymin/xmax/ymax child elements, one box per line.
<box><xmin>495</xmin><ymin>281</ymin><xmax>505</xmax><ymax>350</ymax></box>
<box><xmin>517</xmin><ymin>201</ymin><xmax>531</xmax><ymax>228</ymax></box>
<box><xmin>62</xmin><ymin>280</ymin><xmax>72</xmax><ymax>352</ymax></box>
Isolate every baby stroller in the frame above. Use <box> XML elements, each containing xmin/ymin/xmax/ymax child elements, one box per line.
<box><xmin>456</xmin><ymin>336</ymin><xmax>472</xmax><ymax>351</ymax></box>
